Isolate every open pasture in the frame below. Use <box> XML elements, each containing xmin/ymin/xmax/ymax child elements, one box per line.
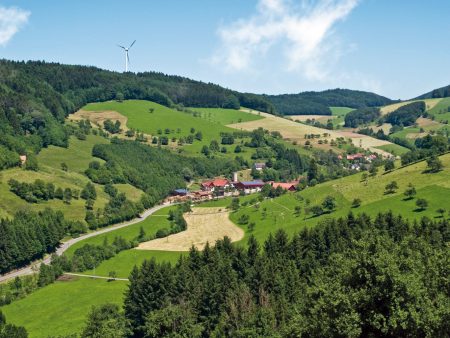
<box><xmin>188</xmin><ymin>107</ymin><xmax>264</xmax><ymax>125</ymax></box>
<box><xmin>81</xmin><ymin>100</ymin><xmax>239</xmax><ymax>155</ymax></box>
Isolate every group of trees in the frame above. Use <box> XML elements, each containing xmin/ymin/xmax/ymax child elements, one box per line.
<box><xmin>266</xmin><ymin>88</ymin><xmax>393</xmax><ymax>115</ymax></box>
<box><xmin>8</xmin><ymin>179</ymin><xmax>78</xmax><ymax>204</ymax></box>
<box><xmin>0</xmin><ymin>209</ymin><xmax>66</xmax><ymax>274</ymax></box>
<box><xmin>401</xmin><ymin>134</ymin><xmax>449</xmax><ymax>166</ymax></box>
<box><xmin>103</xmin><ymin>119</ymin><xmax>121</xmax><ymax>134</ymax></box>
<box><xmin>86</xmin><ymin>139</ymin><xmax>241</xmax><ymax>203</ymax></box>
<box><xmin>384</xmin><ymin>101</ymin><xmax>426</xmax><ymax>126</ymax></box>
<box><xmin>72</xmin><ymin>211</ymin><xmax>450</xmax><ymax>337</ymax></box>
<box><xmin>344</xmin><ymin>107</ymin><xmax>381</xmax><ymax>128</ymax></box>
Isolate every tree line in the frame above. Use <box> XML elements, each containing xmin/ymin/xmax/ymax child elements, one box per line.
<box><xmin>76</xmin><ymin>211</ymin><xmax>448</xmax><ymax>337</ymax></box>
<box><xmin>266</xmin><ymin>88</ymin><xmax>394</xmax><ymax>115</ymax></box>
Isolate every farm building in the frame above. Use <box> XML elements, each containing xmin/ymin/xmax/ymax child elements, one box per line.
<box><xmin>192</xmin><ymin>190</ymin><xmax>213</xmax><ymax>201</ymax></box>
<box><xmin>201</xmin><ymin>178</ymin><xmax>232</xmax><ymax>193</ymax></box>
<box><xmin>346</xmin><ymin>153</ymin><xmax>364</xmax><ymax>161</ymax></box>
<box><xmin>234</xmin><ymin>180</ymin><xmax>265</xmax><ymax>194</ymax></box>
<box><xmin>172</xmin><ymin>189</ymin><xmax>189</xmax><ymax>196</ymax></box>
<box><xmin>270</xmin><ymin>182</ymin><xmax>298</xmax><ymax>191</ymax></box>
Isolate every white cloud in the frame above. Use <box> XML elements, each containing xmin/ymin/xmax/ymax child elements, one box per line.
<box><xmin>212</xmin><ymin>0</ymin><xmax>359</xmax><ymax>80</ymax></box>
<box><xmin>0</xmin><ymin>6</ymin><xmax>30</xmax><ymax>46</ymax></box>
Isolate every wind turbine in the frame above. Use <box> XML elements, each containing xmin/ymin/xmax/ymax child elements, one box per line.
<box><xmin>118</xmin><ymin>40</ymin><xmax>136</xmax><ymax>72</ymax></box>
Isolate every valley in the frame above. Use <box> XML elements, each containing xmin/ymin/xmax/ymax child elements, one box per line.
<box><xmin>0</xmin><ymin>59</ymin><xmax>448</xmax><ymax>338</ymax></box>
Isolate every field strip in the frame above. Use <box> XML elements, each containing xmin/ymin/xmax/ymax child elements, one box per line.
<box><xmin>137</xmin><ymin>207</ymin><xmax>244</xmax><ymax>251</ymax></box>
<box><xmin>380</xmin><ymin>98</ymin><xmax>442</xmax><ymax>115</ymax></box>
<box><xmin>64</xmin><ymin>272</ymin><xmax>129</xmax><ymax>281</ymax></box>
<box><xmin>232</xmin><ymin>109</ymin><xmax>394</xmax><ymax>156</ymax></box>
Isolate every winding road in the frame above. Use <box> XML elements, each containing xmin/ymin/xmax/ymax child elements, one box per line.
<box><xmin>0</xmin><ymin>203</ymin><xmax>169</xmax><ymax>283</ymax></box>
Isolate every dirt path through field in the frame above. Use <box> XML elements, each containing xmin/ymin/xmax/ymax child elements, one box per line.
<box><xmin>137</xmin><ymin>207</ymin><xmax>244</xmax><ymax>251</ymax></box>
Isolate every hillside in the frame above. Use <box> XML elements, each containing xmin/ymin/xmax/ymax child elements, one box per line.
<box><xmin>266</xmin><ymin>88</ymin><xmax>394</xmax><ymax>115</ymax></box>
<box><xmin>0</xmin><ymin>60</ymin><xmax>273</xmax><ymax>168</ymax></box>
<box><xmin>2</xmin><ymin>154</ymin><xmax>448</xmax><ymax>337</ymax></box>
<box><xmin>415</xmin><ymin>84</ymin><xmax>450</xmax><ymax>99</ymax></box>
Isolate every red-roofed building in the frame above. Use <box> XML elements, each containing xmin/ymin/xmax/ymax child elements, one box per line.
<box><xmin>346</xmin><ymin>153</ymin><xmax>364</xmax><ymax>161</ymax></box>
<box><xmin>234</xmin><ymin>180</ymin><xmax>265</xmax><ymax>194</ymax></box>
<box><xmin>201</xmin><ymin>178</ymin><xmax>231</xmax><ymax>192</ymax></box>
<box><xmin>270</xmin><ymin>182</ymin><xmax>298</xmax><ymax>191</ymax></box>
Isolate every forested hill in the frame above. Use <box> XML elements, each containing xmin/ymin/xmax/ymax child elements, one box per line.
<box><xmin>266</xmin><ymin>88</ymin><xmax>395</xmax><ymax>115</ymax></box>
<box><xmin>414</xmin><ymin>84</ymin><xmax>450</xmax><ymax>99</ymax></box>
<box><xmin>0</xmin><ymin>59</ymin><xmax>273</xmax><ymax>164</ymax></box>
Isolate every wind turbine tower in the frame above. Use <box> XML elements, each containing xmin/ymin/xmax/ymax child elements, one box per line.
<box><xmin>118</xmin><ymin>40</ymin><xmax>136</xmax><ymax>72</ymax></box>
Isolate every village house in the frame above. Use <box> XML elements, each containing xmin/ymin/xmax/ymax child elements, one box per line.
<box><xmin>346</xmin><ymin>153</ymin><xmax>364</xmax><ymax>161</ymax></box>
<box><xmin>200</xmin><ymin>178</ymin><xmax>232</xmax><ymax>196</ymax></box>
<box><xmin>253</xmin><ymin>162</ymin><xmax>266</xmax><ymax>171</ymax></box>
<box><xmin>19</xmin><ymin>155</ymin><xmax>27</xmax><ymax>166</ymax></box>
<box><xmin>234</xmin><ymin>180</ymin><xmax>265</xmax><ymax>194</ymax></box>
<box><xmin>270</xmin><ymin>181</ymin><xmax>298</xmax><ymax>191</ymax></box>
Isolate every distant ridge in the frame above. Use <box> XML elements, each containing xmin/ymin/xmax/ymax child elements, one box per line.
<box><xmin>414</xmin><ymin>84</ymin><xmax>450</xmax><ymax>99</ymax></box>
<box><xmin>265</xmin><ymin>88</ymin><xmax>395</xmax><ymax>115</ymax></box>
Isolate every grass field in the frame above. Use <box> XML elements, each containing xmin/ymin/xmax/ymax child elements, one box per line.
<box><xmin>65</xmin><ymin>205</ymin><xmax>177</xmax><ymax>256</ymax></box>
<box><xmin>0</xmin><ymin>134</ymin><xmax>143</xmax><ymax>220</ymax></box>
<box><xmin>427</xmin><ymin>97</ymin><xmax>450</xmax><ymax>122</ymax></box>
<box><xmin>82</xmin><ymin>100</ymin><xmax>249</xmax><ymax>156</ymax></box>
<box><xmin>37</xmin><ymin>134</ymin><xmax>108</xmax><ymax>174</ymax></box>
<box><xmin>188</xmin><ymin>107</ymin><xmax>264</xmax><ymax>125</ymax></box>
<box><xmin>374</xmin><ymin>143</ymin><xmax>410</xmax><ymax>156</ymax></box>
<box><xmin>1</xmin><ymin>277</ymin><xmax>127</xmax><ymax>338</ymax></box>
<box><xmin>330</xmin><ymin>106</ymin><xmax>354</xmax><ymax>127</ymax></box>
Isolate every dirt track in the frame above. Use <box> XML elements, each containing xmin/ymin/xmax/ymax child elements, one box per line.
<box><xmin>137</xmin><ymin>207</ymin><xmax>244</xmax><ymax>251</ymax></box>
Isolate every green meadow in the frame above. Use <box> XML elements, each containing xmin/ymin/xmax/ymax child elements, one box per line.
<box><xmin>427</xmin><ymin>97</ymin><xmax>450</xmax><ymax>122</ymax></box>
<box><xmin>374</xmin><ymin>143</ymin><xmax>410</xmax><ymax>155</ymax></box>
<box><xmin>83</xmin><ymin>100</ymin><xmax>249</xmax><ymax>156</ymax></box>
<box><xmin>65</xmin><ymin>206</ymin><xmax>177</xmax><ymax>256</ymax></box>
<box><xmin>201</xmin><ymin>154</ymin><xmax>450</xmax><ymax>244</ymax></box>
<box><xmin>1</xmin><ymin>277</ymin><xmax>127</xmax><ymax>338</ymax></box>
<box><xmin>0</xmin><ymin>134</ymin><xmax>143</xmax><ymax>220</ymax></box>
<box><xmin>330</xmin><ymin>106</ymin><xmax>354</xmax><ymax>127</ymax></box>
<box><xmin>188</xmin><ymin>107</ymin><xmax>264</xmax><ymax>125</ymax></box>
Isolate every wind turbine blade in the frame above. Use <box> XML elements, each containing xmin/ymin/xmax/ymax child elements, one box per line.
<box><xmin>127</xmin><ymin>52</ymin><xmax>130</xmax><ymax>66</ymax></box>
<box><xmin>128</xmin><ymin>40</ymin><xmax>136</xmax><ymax>49</ymax></box>
<box><xmin>117</xmin><ymin>44</ymin><xmax>126</xmax><ymax>49</ymax></box>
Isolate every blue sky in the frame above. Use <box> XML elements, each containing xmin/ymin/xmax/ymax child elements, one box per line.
<box><xmin>0</xmin><ymin>0</ymin><xmax>449</xmax><ymax>99</ymax></box>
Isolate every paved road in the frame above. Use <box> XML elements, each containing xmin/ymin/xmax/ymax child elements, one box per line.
<box><xmin>0</xmin><ymin>203</ymin><xmax>169</xmax><ymax>283</ymax></box>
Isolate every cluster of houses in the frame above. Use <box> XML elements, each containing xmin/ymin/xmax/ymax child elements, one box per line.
<box><xmin>166</xmin><ymin>174</ymin><xmax>300</xmax><ymax>204</ymax></box>
<box><xmin>337</xmin><ymin>153</ymin><xmax>379</xmax><ymax>171</ymax></box>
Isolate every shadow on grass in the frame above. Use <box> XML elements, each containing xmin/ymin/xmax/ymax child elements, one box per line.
<box><xmin>413</xmin><ymin>208</ymin><xmax>427</xmax><ymax>213</ymax></box>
